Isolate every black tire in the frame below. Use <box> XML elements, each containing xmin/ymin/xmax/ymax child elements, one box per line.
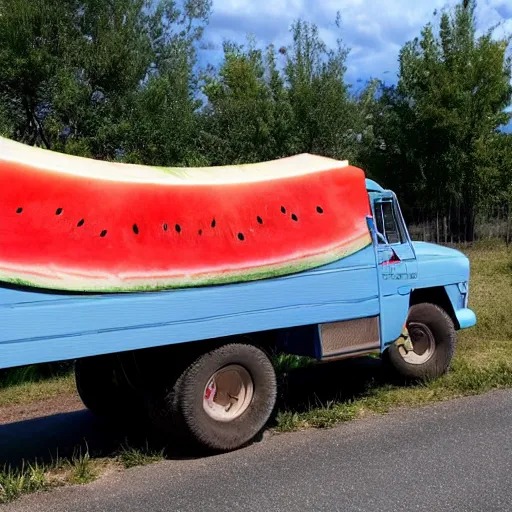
<box><xmin>148</xmin><ymin>343</ymin><xmax>277</xmax><ymax>452</ymax></box>
<box><xmin>75</xmin><ymin>354</ymin><xmax>144</xmax><ymax>424</ymax></box>
<box><xmin>385</xmin><ymin>303</ymin><xmax>456</xmax><ymax>380</ymax></box>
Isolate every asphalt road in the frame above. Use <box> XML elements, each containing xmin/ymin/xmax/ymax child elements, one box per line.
<box><xmin>5</xmin><ymin>389</ymin><xmax>512</xmax><ymax>512</ymax></box>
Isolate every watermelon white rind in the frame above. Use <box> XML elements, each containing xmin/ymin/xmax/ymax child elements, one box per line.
<box><xmin>0</xmin><ymin>136</ymin><xmax>350</xmax><ymax>184</ymax></box>
<box><xmin>0</xmin><ymin>137</ymin><xmax>373</xmax><ymax>293</ymax></box>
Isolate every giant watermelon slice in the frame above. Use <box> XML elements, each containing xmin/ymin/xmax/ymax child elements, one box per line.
<box><xmin>0</xmin><ymin>137</ymin><xmax>372</xmax><ymax>292</ymax></box>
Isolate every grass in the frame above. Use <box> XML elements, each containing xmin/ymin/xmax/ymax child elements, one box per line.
<box><xmin>273</xmin><ymin>353</ymin><xmax>316</xmax><ymax>373</ymax></box>
<box><xmin>0</xmin><ymin>361</ymin><xmax>73</xmax><ymax>388</ymax></box>
<box><xmin>68</xmin><ymin>446</ymin><xmax>97</xmax><ymax>485</ymax></box>
<box><xmin>0</xmin><ymin>374</ymin><xmax>75</xmax><ymax>408</ymax></box>
<box><xmin>0</xmin><ymin>360</ymin><xmax>75</xmax><ymax>408</ymax></box>
<box><xmin>0</xmin><ymin>461</ymin><xmax>52</xmax><ymax>504</ymax></box>
<box><xmin>0</xmin><ymin>450</ymin><xmax>102</xmax><ymax>504</ymax></box>
<box><xmin>0</xmin><ymin>442</ymin><xmax>160</xmax><ymax>503</ymax></box>
<box><xmin>117</xmin><ymin>441</ymin><xmax>166</xmax><ymax>469</ymax></box>
<box><xmin>274</xmin><ymin>361</ymin><xmax>512</xmax><ymax>431</ymax></box>
<box><xmin>0</xmin><ymin>242</ymin><xmax>510</xmax><ymax>502</ymax></box>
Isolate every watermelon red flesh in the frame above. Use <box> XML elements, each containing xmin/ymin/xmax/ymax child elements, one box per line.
<box><xmin>0</xmin><ymin>153</ymin><xmax>372</xmax><ymax>292</ymax></box>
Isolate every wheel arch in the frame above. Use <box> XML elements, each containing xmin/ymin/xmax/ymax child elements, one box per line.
<box><xmin>409</xmin><ymin>286</ymin><xmax>460</xmax><ymax>329</ymax></box>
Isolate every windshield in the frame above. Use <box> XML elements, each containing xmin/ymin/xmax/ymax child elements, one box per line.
<box><xmin>374</xmin><ymin>199</ymin><xmax>406</xmax><ymax>245</ymax></box>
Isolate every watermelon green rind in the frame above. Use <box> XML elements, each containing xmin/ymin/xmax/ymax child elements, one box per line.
<box><xmin>2</xmin><ymin>277</ymin><xmax>39</xmax><ymax>289</ymax></box>
<box><xmin>0</xmin><ymin>231</ymin><xmax>371</xmax><ymax>293</ymax></box>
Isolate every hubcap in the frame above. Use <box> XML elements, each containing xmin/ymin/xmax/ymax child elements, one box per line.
<box><xmin>398</xmin><ymin>322</ymin><xmax>436</xmax><ymax>365</ymax></box>
<box><xmin>203</xmin><ymin>365</ymin><xmax>254</xmax><ymax>422</ymax></box>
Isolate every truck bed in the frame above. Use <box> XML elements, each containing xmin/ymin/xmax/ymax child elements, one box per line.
<box><xmin>0</xmin><ymin>247</ymin><xmax>378</xmax><ymax>369</ymax></box>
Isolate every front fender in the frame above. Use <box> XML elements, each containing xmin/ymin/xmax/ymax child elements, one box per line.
<box><xmin>444</xmin><ymin>283</ymin><xmax>476</xmax><ymax>330</ymax></box>
<box><xmin>455</xmin><ymin>308</ymin><xmax>477</xmax><ymax>329</ymax></box>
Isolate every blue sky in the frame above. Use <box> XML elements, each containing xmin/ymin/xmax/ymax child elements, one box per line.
<box><xmin>201</xmin><ymin>0</ymin><xmax>512</xmax><ymax>89</ymax></box>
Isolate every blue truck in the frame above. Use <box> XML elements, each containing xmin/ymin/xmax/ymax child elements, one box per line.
<box><xmin>0</xmin><ymin>178</ymin><xmax>476</xmax><ymax>452</ymax></box>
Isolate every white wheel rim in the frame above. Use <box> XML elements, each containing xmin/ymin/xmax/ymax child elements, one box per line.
<box><xmin>398</xmin><ymin>322</ymin><xmax>436</xmax><ymax>365</ymax></box>
<box><xmin>203</xmin><ymin>365</ymin><xmax>254</xmax><ymax>422</ymax></box>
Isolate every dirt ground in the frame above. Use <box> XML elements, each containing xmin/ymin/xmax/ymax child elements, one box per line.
<box><xmin>0</xmin><ymin>393</ymin><xmax>84</xmax><ymax>425</ymax></box>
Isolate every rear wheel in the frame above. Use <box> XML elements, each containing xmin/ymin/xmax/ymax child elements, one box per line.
<box><xmin>148</xmin><ymin>343</ymin><xmax>277</xmax><ymax>452</ymax></box>
<box><xmin>385</xmin><ymin>303</ymin><xmax>456</xmax><ymax>380</ymax></box>
<box><xmin>75</xmin><ymin>354</ymin><xmax>145</xmax><ymax>424</ymax></box>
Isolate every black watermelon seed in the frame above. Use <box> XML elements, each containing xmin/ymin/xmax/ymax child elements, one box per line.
<box><xmin>16</xmin><ymin>207</ymin><xmax>23</xmax><ymax>214</ymax></box>
<box><xmin>211</xmin><ymin>218</ymin><xmax>216</xmax><ymax>228</ymax></box>
<box><xmin>100</xmin><ymin>230</ymin><xmax>107</xmax><ymax>237</ymax></box>
<box><xmin>257</xmin><ymin>216</ymin><xmax>263</xmax><ymax>224</ymax></box>
<box><xmin>175</xmin><ymin>224</ymin><xmax>181</xmax><ymax>233</ymax></box>
<box><xmin>198</xmin><ymin>229</ymin><xmax>203</xmax><ymax>235</ymax></box>
<box><xmin>77</xmin><ymin>219</ymin><xmax>85</xmax><ymax>227</ymax></box>
<box><xmin>133</xmin><ymin>224</ymin><xmax>139</xmax><ymax>235</ymax></box>
<box><xmin>316</xmin><ymin>206</ymin><xmax>324</xmax><ymax>214</ymax></box>
<box><xmin>237</xmin><ymin>233</ymin><xmax>245</xmax><ymax>241</ymax></box>
<box><xmin>163</xmin><ymin>223</ymin><xmax>168</xmax><ymax>231</ymax></box>
<box><xmin>55</xmin><ymin>208</ymin><xmax>63</xmax><ymax>215</ymax></box>
<box><xmin>291</xmin><ymin>213</ymin><xmax>298</xmax><ymax>221</ymax></box>
<box><xmin>281</xmin><ymin>206</ymin><xmax>286</xmax><ymax>214</ymax></box>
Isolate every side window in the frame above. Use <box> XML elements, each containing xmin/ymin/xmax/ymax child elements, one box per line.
<box><xmin>375</xmin><ymin>201</ymin><xmax>403</xmax><ymax>245</ymax></box>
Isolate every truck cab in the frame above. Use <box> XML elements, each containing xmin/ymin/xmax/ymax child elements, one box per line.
<box><xmin>367</xmin><ymin>178</ymin><xmax>475</xmax><ymax>331</ymax></box>
<box><xmin>364</xmin><ymin>178</ymin><xmax>475</xmax><ymax>374</ymax></box>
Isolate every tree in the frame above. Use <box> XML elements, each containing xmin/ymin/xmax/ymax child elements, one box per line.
<box><xmin>199</xmin><ymin>39</ymin><xmax>295</xmax><ymax>165</ymax></box>
<box><xmin>365</xmin><ymin>0</ymin><xmax>512</xmax><ymax>240</ymax></box>
<box><xmin>284</xmin><ymin>17</ymin><xmax>360</xmax><ymax>161</ymax></box>
<box><xmin>0</xmin><ymin>0</ymin><xmax>211</xmax><ymax>162</ymax></box>
<box><xmin>0</xmin><ymin>0</ymin><xmax>78</xmax><ymax>147</ymax></box>
<box><xmin>200</xmin><ymin>16</ymin><xmax>376</xmax><ymax>167</ymax></box>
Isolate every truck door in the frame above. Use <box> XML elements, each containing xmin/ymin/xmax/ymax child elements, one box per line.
<box><xmin>373</xmin><ymin>199</ymin><xmax>416</xmax><ymax>267</ymax></box>
<box><xmin>372</xmin><ymin>198</ymin><xmax>417</xmax><ymax>345</ymax></box>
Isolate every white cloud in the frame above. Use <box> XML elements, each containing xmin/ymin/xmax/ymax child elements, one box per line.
<box><xmin>202</xmin><ymin>0</ymin><xmax>512</xmax><ymax>84</ymax></box>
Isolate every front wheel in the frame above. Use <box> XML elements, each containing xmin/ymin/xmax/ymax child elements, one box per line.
<box><xmin>385</xmin><ymin>303</ymin><xmax>456</xmax><ymax>380</ymax></box>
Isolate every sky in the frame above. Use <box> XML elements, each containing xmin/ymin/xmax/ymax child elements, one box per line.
<box><xmin>201</xmin><ymin>0</ymin><xmax>512</xmax><ymax>89</ymax></box>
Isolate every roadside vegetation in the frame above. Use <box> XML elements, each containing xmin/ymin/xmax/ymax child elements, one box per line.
<box><xmin>0</xmin><ymin>442</ymin><xmax>167</xmax><ymax>504</ymax></box>
<box><xmin>0</xmin><ymin>374</ymin><xmax>74</xmax><ymax>409</ymax></box>
<box><xmin>0</xmin><ymin>455</ymin><xmax>114</xmax><ymax>504</ymax></box>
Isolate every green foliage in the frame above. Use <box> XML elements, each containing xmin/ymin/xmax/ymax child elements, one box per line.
<box><xmin>273</xmin><ymin>353</ymin><xmax>316</xmax><ymax>373</ymax></box>
<box><xmin>69</xmin><ymin>446</ymin><xmax>96</xmax><ymax>484</ymax></box>
<box><xmin>0</xmin><ymin>461</ymin><xmax>51</xmax><ymax>503</ymax></box>
<box><xmin>364</xmin><ymin>1</ymin><xmax>512</xmax><ymax>239</ymax></box>
<box><xmin>0</xmin><ymin>0</ymin><xmax>211</xmax><ymax>161</ymax></box>
<box><xmin>198</xmin><ymin>39</ymin><xmax>295</xmax><ymax>164</ymax></box>
<box><xmin>0</xmin><ymin>363</ymin><xmax>72</xmax><ymax>389</ymax></box>
<box><xmin>0</xmin><ymin>0</ymin><xmax>76</xmax><ymax>146</ymax></box>
<box><xmin>284</xmin><ymin>17</ymin><xmax>356</xmax><ymax>160</ymax></box>
<box><xmin>198</xmin><ymin>15</ymin><xmax>374</xmax><ymax>166</ymax></box>
<box><xmin>117</xmin><ymin>441</ymin><xmax>166</xmax><ymax>469</ymax></box>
